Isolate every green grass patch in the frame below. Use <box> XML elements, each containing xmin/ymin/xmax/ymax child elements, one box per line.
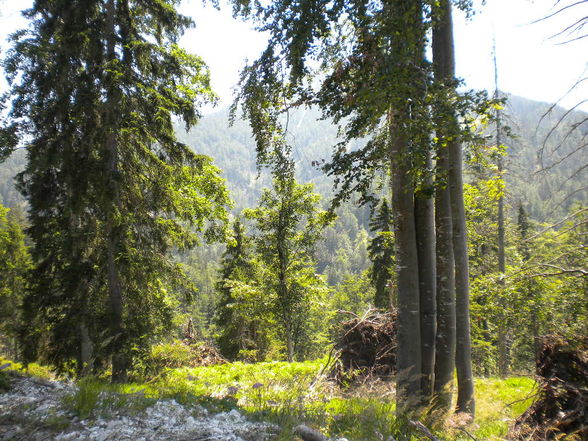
<box><xmin>62</xmin><ymin>377</ymin><xmax>156</xmax><ymax>419</ymax></box>
<box><xmin>0</xmin><ymin>355</ymin><xmax>537</xmax><ymax>440</ymax></box>
<box><xmin>0</xmin><ymin>356</ymin><xmax>55</xmax><ymax>380</ymax></box>
<box><xmin>466</xmin><ymin>377</ymin><xmax>537</xmax><ymax>440</ymax></box>
<box><xmin>146</xmin><ymin>361</ymin><xmax>536</xmax><ymax>441</ymax></box>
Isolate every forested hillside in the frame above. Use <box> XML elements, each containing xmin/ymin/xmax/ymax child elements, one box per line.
<box><xmin>1</xmin><ymin>94</ymin><xmax>586</xmax><ymax>308</ymax></box>
<box><xmin>3</xmin><ymin>94</ymin><xmax>586</xmax><ymax>219</ymax></box>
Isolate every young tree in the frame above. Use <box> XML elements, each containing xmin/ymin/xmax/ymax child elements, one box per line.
<box><xmin>0</xmin><ymin>203</ymin><xmax>31</xmax><ymax>358</ymax></box>
<box><xmin>368</xmin><ymin>200</ymin><xmax>395</xmax><ymax>309</ymax></box>
<box><xmin>245</xmin><ymin>173</ymin><xmax>330</xmax><ymax>362</ymax></box>
<box><xmin>1</xmin><ymin>0</ymin><xmax>230</xmax><ymax>379</ymax></box>
<box><xmin>215</xmin><ymin>219</ymin><xmax>268</xmax><ymax>361</ymax></box>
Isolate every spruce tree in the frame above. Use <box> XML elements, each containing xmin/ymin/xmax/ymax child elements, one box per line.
<box><xmin>0</xmin><ymin>203</ymin><xmax>31</xmax><ymax>359</ymax></box>
<box><xmin>1</xmin><ymin>0</ymin><xmax>230</xmax><ymax>379</ymax></box>
<box><xmin>215</xmin><ymin>219</ymin><xmax>260</xmax><ymax>360</ymax></box>
<box><xmin>367</xmin><ymin>200</ymin><xmax>395</xmax><ymax>309</ymax></box>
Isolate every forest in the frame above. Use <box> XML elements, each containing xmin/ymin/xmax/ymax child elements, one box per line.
<box><xmin>0</xmin><ymin>1</ymin><xmax>587</xmax><ymax>441</ymax></box>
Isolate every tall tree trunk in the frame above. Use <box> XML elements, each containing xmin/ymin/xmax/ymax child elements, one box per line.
<box><xmin>433</xmin><ymin>0</ymin><xmax>475</xmax><ymax>416</ymax></box>
<box><xmin>390</xmin><ymin>111</ymin><xmax>422</xmax><ymax>414</ymax></box>
<box><xmin>450</xmin><ymin>132</ymin><xmax>475</xmax><ymax>416</ymax></box>
<box><xmin>494</xmin><ymin>48</ymin><xmax>509</xmax><ymax>379</ymax></box>
<box><xmin>432</xmin><ymin>0</ymin><xmax>457</xmax><ymax>412</ymax></box>
<box><xmin>432</xmin><ymin>152</ymin><xmax>456</xmax><ymax>410</ymax></box>
<box><xmin>415</xmin><ymin>175</ymin><xmax>436</xmax><ymax>401</ymax></box>
<box><xmin>104</xmin><ymin>0</ymin><xmax>126</xmax><ymax>383</ymax></box>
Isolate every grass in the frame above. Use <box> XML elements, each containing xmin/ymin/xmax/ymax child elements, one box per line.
<box><xmin>145</xmin><ymin>361</ymin><xmax>536</xmax><ymax>441</ymax></box>
<box><xmin>0</xmin><ymin>355</ymin><xmax>536</xmax><ymax>440</ymax></box>
<box><xmin>62</xmin><ymin>377</ymin><xmax>156</xmax><ymax>419</ymax></box>
<box><xmin>0</xmin><ymin>356</ymin><xmax>55</xmax><ymax>380</ymax></box>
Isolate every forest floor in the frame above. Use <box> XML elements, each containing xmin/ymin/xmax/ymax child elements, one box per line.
<box><xmin>0</xmin><ymin>370</ymin><xmax>278</xmax><ymax>441</ymax></box>
<box><xmin>0</xmin><ymin>358</ymin><xmax>537</xmax><ymax>441</ymax></box>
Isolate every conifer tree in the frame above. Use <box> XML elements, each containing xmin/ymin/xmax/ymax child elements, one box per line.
<box><xmin>0</xmin><ymin>203</ymin><xmax>31</xmax><ymax>359</ymax></box>
<box><xmin>1</xmin><ymin>0</ymin><xmax>230</xmax><ymax>379</ymax></box>
<box><xmin>215</xmin><ymin>219</ymin><xmax>261</xmax><ymax>360</ymax></box>
<box><xmin>368</xmin><ymin>200</ymin><xmax>395</xmax><ymax>309</ymax></box>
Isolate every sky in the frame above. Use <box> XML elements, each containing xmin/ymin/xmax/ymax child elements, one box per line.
<box><xmin>1</xmin><ymin>0</ymin><xmax>587</xmax><ymax>112</ymax></box>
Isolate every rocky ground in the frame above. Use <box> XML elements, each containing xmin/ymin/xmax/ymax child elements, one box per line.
<box><xmin>0</xmin><ymin>372</ymin><xmax>278</xmax><ymax>441</ymax></box>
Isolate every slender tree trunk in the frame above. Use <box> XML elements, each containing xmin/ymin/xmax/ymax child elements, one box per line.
<box><xmin>415</xmin><ymin>178</ymin><xmax>436</xmax><ymax>400</ymax></box>
<box><xmin>104</xmin><ymin>0</ymin><xmax>126</xmax><ymax>383</ymax></box>
<box><xmin>433</xmin><ymin>0</ymin><xmax>475</xmax><ymax>416</ymax></box>
<box><xmin>450</xmin><ymin>137</ymin><xmax>475</xmax><ymax>416</ymax></box>
<box><xmin>432</xmin><ymin>0</ymin><xmax>457</xmax><ymax>411</ymax></box>
<box><xmin>79</xmin><ymin>319</ymin><xmax>94</xmax><ymax>377</ymax></box>
<box><xmin>390</xmin><ymin>111</ymin><xmax>422</xmax><ymax>414</ymax></box>
<box><xmin>494</xmin><ymin>49</ymin><xmax>509</xmax><ymax>378</ymax></box>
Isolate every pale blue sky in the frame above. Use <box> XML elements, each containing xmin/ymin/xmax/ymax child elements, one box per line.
<box><xmin>1</xmin><ymin>0</ymin><xmax>586</xmax><ymax>111</ymax></box>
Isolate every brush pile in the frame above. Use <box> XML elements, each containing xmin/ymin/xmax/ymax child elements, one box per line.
<box><xmin>509</xmin><ymin>335</ymin><xmax>588</xmax><ymax>441</ymax></box>
<box><xmin>183</xmin><ymin>339</ymin><xmax>227</xmax><ymax>367</ymax></box>
<box><xmin>332</xmin><ymin>309</ymin><xmax>397</xmax><ymax>381</ymax></box>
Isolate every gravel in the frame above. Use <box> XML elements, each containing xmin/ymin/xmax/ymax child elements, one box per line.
<box><xmin>0</xmin><ymin>373</ymin><xmax>278</xmax><ymax>441</ymax></box>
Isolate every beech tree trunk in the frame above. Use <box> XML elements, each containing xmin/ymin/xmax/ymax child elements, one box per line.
<box><xmin>390</xmin><ymin>112</ymin><xmax>422</xmax><ymax>413</ymax></box>
<box><xmin>433</xmin><ymin>0</ymin><xmax>475</xmax><ymax>416</ymax></box>
<box><xmin>432</xmin><ymin>154</ymin><xmax>456</xmax><ymax>409</ymax></box>
<box><xmin>415</xmin><ymin>178</ymin><xmax>436</xmax><ymax>400</ymax></box>
<box><xmin>496</xmin><ymin>91</ymin><xmax>509</xmax><ymax>377</ymax></box>
<box><xmin>432</xmin><ymin>0</ymin><xmax>457</xmax><ymax>411</ymax></box>
<box><xmin>79</xmin><ymin>319</ymin><xmax>94</xmax><ymax>377</ymax></box>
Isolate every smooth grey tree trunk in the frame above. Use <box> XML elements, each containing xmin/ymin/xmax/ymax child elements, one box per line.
<box><xmin>433</xmin><ymin>0</ymin><xmax>475</xmax><ymax>416</ymax></box>
<box><xmin>450</xmin><ymin>133</ymin><xmax>475</xmax><ymax>416</ymax></box>
<box><xmin>432</xmin><ymin>157</ymin><xmax>456</xmax><ymax>409</ymax></box>
<box><xmin>415</xmin><ymin>182</ymin><xmax>436</xmax><ymax>400</ymax></box>
<box><xmin>432</xmin><ymin>0</ymin><xmax>457</xmax><ymax>411</ymax></box>
<box><xmin>390</xmin><ymin>112</ymin><xmax>422</xmax><ymax>414</ymax></box>
<box><xmin>79</xmin><ymin>319</ymin><xmax>94</xmax><ymax>377</ymax></box>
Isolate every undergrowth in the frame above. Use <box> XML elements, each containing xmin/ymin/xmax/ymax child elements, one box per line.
<box><xmin>147</xmin><ymin>360</ymin><xmax>535</xmax><ymax>441</ymax></box>
<box><xmin>62</xmin><ymin>377</ymin><xmax>156</xmax><ymax>419</ymax></box>
<box><xmin>0</xmin><ymin>355</ymin><xmax>536</xmax><ymax>440</ymax></box>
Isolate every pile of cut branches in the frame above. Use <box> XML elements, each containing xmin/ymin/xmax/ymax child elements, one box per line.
<box><xmin>181</xmin><ymin>339</ymin><xmax>227</xmax><ymax>367</ymax></box>
<box><xmin>332</xmin><ymin>309</ymin><xmax>397</xmax><ymax>382</ymax></box>
<box><xmin>509</xmin><ymin>335</ymin><xmax>588</xmax><ymax>441</ymax></box>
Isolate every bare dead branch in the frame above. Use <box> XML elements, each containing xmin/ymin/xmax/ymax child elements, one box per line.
<box><xmin>531</xmin><ymin>1</ymin><xmax>588</xmax><ymax>25</ymax></box>
<box><xmin>525</xmin><ymin>207</ymin><xmax>588</xmax><ymax>241</ymax></box>
<box><xmin>409</xmin><ymin>421</ymin><xmax>443</xmax><ymax>441</ymax></box>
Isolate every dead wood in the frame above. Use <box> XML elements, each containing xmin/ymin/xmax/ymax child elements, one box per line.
<box><xmin>509</xmin><ymin>335</ymin><xmax>588</xmax><ymax>441</ymax></box>
<box><xmin>332</xmin><ymin>309</ymin><xmax>397</xmax><ymax>382</ymax></box>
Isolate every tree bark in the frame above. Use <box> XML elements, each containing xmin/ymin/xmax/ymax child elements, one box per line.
<box><xmin>415</xmin><ymin>179</ymin><xmax>436</xmax><ymax>400</ymax></box>
<box><xmin>433</xmin><ymin>0</ymin><xmax>475</xmax><ymax>416</ymax></box>
<box><xmin>79</xmin><ymin>319</ymin><xmax>94</xmax><ymax>377</ymax></box>
<box><xmin>450</xmin><ymin>138</ymin><xmax>475</xmax><ymax>416</ymax></box>
<box><xmin>390</xmin><ymin>111</ymin><xmax>422</xmax><ymax>414</ymax></box>
<box><xmin>432</xmin><ymin>0</ymin><xmax>457</xmax><ymax>412</ymax></box>
<box><xmin>432</xmin><ymin>153</ymin><xmax>456</xmax><ymax>410</ymax></box>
